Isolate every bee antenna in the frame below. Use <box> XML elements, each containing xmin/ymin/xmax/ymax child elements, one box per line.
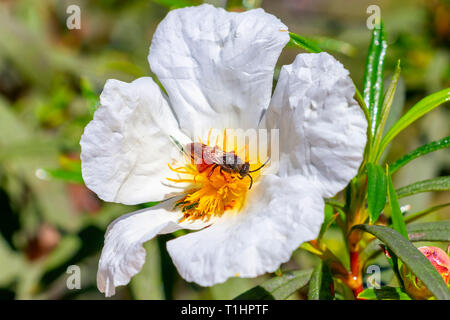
<box><xmin>248</xmin><ymin>157</ymin><xmax>271</xmax><ymax>173</ymax></box>
<box><xmin>248</xmin><ymin>174</ymin><xmax>253</xmax><ymax>190</ymax></box>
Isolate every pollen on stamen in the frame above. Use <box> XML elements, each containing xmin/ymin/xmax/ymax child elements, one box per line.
<box><xmin>168</xmin><ymin>163</ymin><xmax>249</xmax><ymax>221</ymax></box>
<box><xmin>167</xmin><ymin>128</ymin><xmax>265</xmax><ymax>221</ymax></box>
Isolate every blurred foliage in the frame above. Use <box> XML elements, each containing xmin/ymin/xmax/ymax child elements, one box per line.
<box><xmin>0</xmin><ymin>0</ymin><xmax>448</xmax><ymax>300</ymax></box>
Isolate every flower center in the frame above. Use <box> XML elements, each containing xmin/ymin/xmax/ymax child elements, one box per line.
<box><xmin>167</xmin><ymin>129</ymin><xmax>264</xmax><ymax>222</ymax></box>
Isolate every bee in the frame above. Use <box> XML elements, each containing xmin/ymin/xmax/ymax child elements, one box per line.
<box><xmin>186</xmin><ymin>142</ymin><xmax>268</xmax><ymax>190</ymax></box>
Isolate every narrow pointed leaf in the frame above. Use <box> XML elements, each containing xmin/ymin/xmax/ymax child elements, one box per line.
<box><xmin>407</xmin><ymin>221</ymin><xmax>450</xmax><ymax>242</ymax></box>
<box><xmin>234</xmin><ymin>269</ymin><xmax>313</xmax><ymax>300</ymax></box>
<box><xmin>377</xmin><ymin>88</ymin><xmax>450</xmax><ymax>160</ymax></box>
<box><xmin>371</xmin><ymin>61</ymin><xmax>401</xmax><ymax>161</ymax></box>
<box><xmin>367</xmin><ymin>163</ymin><xmax>387</xmax><ymax>223</ymax></box>
<box><xmin>405</xmin><ymin>203</ymin><xmax>450</xmax><ymax>223</ymax></box>
<box><xmin>363</xmin><ymin>23</ymin><xmax>387</xmax><ymax>136</ymax></box>
<box><xmin>387</xmin><ymin>170</ymin><xmax>408</xmax><ymax>238</ymax></box>
<box><xmin>303</xmin><ymin>36</ymin><xmax>356</xmax><ymax>56</ymax></box>
<box><xmin>308</xmin><ymin>261</ymin><xmax>334</xmax><ymax>300</ymax></box>
<box><xmin>36</xmin><ymin>168</ymin><xmax>84</xmax><ymax>184</ymax></box>
<box><xmin>396</xmin><ymin>176</ymin><xmax>450</xmax><ymax>198</ymax></box>
<box><xmin>390</xmin><ymin>137</ymin><xmax>450</xmax><ymax>174</ymax></box>
<box><xmin>352</xmin><ymin>224</ymin><xmax>450</xmax><ymax>300</ymax></box>
<box><xmin>288</xmin><ymin>32</ymin><xmax>322</xmax><ymax>53</ymax></box>
<box><xmin>152</xmin><ymin>0</ymin><xmax>199</xmax><ymax>9</ymax></box>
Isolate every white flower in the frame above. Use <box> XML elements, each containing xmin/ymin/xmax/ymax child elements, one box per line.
<box><xmin>80</xmin><ymin>4</ymin><xmax>367</xmax><ymax>297</ymax></box>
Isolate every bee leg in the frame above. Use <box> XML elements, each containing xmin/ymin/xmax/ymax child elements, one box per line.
<box><xmin>208</xmin><ymin>164</ymin><xmax>219</xmax><ymax>178</ymax></box>
<box><xmin>247</xmin><ymin>174</ymin><xmax>253</xmax><ymax>190</ymax></box>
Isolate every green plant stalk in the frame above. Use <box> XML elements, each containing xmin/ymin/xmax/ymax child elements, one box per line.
<box><xmin>344</xmin><ymin>175</ymin><xmax>369</xmax><ymax>297</ymax></box>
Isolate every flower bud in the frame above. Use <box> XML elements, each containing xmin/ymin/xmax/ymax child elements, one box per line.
<box><xmin>401</xmin><ymin>246</ymin><xmax>450</xmax><ymax>299</ymax></box>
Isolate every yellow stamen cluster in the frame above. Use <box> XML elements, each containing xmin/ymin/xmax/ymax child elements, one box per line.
<box><xmin>167</xmin><ymin>128</ymin><xmax>266</xmax><ymax>221</ymax></box>
<box><xmin>168</xmin><ymin>163</ymin><xmax>250</xmax><ymax>221</ymax></box>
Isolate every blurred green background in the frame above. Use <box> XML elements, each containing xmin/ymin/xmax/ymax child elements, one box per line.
<box><xmin>0</xmin><ymin>0</ymin><xmax>448</xmax><ymax>299</ymax></box>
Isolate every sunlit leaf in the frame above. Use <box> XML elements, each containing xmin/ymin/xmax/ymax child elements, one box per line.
<box><xmin>290</xmin><ymin>35</ymin><xmax>356</xmax><ymax>56</ymax></box>
<box><xmin>288</xmin><ymin>32</ymin><xmax>322</xmax><ymax>53</ymax></box>
<box><xmin>390</xmin><ymin>137</ymin><xmax>450</xmax><ymax>174</ymax></box>
<box><xmin>371</xmin><ymin>60</ymin><xmax>401</xmax><ymax>162</ymax></box>
<box><xmin>234</xmin><ymin>269</ymin><xmax>313</xmax><ymax>300</ymax></box>
<box><xmin>387</xmin><ymin>169</ymin><xmax>408</xmax><ymax>239</ymax></box>
<box><xmin>352</xmin><ymin>224</ymin><xmax>450</xmax><ymax>300</ymax></box>
<box><xmin>367</xmin><ymin>163</ymin><xmax>387</xmax><ymax>223</ymax></box>
<box><xmin>377</xmin><ymin>88</ymin><xmax>450</xmax><ymax>160</ymax></box>
<box><xmin>36</xmin><ymin>168</ymin><xmax>84</xmax><ymax>184</ymax></box>
<box><xmin>363</xmin><ymin>23</ymin><xmax>387</xmax><ymax>137</ymax></box>
<box><xmin>396</xmin><ymin>176</ymin><xmax>450</xmax><ymax>198</ymax></box>
<box><xmin>152</xmin><ymin>0</ymin><xmax>200</xmax><ymax>9</ymax></box>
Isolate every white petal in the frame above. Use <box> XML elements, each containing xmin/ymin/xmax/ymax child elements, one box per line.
<box><xmin>166</xmin><ymin>174</ymin><xmax>324</xmax><ymax>286</ymax></box>
<box><xmin>80</xmin><ymin>77</ymin><xmax>189</xmax><ymax>205</ymax></box>
<box><xmin>148</xmin><ymin>4</ymin><xmax>289</xmax><ymax>136</ymax></box>
<box><xmin>97</xmin><ymin>198</ymin><xmax>210</xmax><ymax>297</ymax></box>
<box><xmin>266</xmin><ymin>53</ymin><xmax>367</xmax><ymax>198</ymax></box>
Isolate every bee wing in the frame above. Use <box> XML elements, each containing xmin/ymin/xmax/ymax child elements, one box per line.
<box><xmin>185</xmin><ymin>143</ymin><xmax>217</xmax><ymax>165</ymax></box>
<box><xmin>202</xmin><ymin>146</ymin><xmax>225</xmax><ymax>165</ymax></box>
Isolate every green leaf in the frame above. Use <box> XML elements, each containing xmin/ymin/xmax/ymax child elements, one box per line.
<box><xmin>152</xmin><ymin>0</ymin><xmax>199</xmax><ymax>9</ymax></box>
<box><xmin>396</xmin><ymin>176</ymin><xmax>450</xmax><ymax>198</ymax></box>
<box><xmin>307</xmin><ymin>262</ymin><xmax>334</xmax><ymax>300</ymax></box>
<box><xmin>377</xmin><ymin>88</ymin><xmax>450</xmax><ymax>160</ymax></box>
<box><xmin>363</xmin><ymin>23</ymin><xmax>387</xmax><ymax>137</ymax></box>
<box><xmin>371</xmin><ymin>61</ymin><xmax>401</xmax><ymax>162</ymax></box>
<box><xmin>358</xmin><ymin>287</ymin><xmax>412</xmax><ymax>300</ymax></box>
<box><xmin>36</xmin><ymin>168</ymin><xmax>84</xmax><ymax>184</ymax></box>
<box><xmin>407</xmin><ymin>221</ymin><xmax>450</xmax><ymax>242</ymax></box>
<box><xmin>234</xmin><ymin>269</ymin><xmax>313</xmax><ymax>300</ymax></box>
<box><xmin>387</xmin><ymin>169</ymin><xmax>408</xmax><ymax>238</ymax></box>
<box><xmin>390</xmin><ymin>137</ymin><xmax>450</xmax><ymax>174</ymax></box>
<box><xmin>367</xmin><ymin>163</ymin><xmax>387</xmax><ymax>223</ymax></box>
<box><xmin>302</xmin><ymin>36</ymin><xmax>356</xmax><ymax>56</ymax></box>
<box><xmin>352</xmin><ymin>224</ymin><xmax>450</xmax><ymax>300</ymax></box>
<box><xmin>288</xmin><ymin>32</ymin><xmax>322</xmax><ymax>53</ymax></box>
<box><xmin>405</xmin><ymin>203</ymin><xmax>450</xmax><ymax>223</ymax></box>
<box><xmin>80</xmin><ymin>77</ymin><xmax>99</xmax><ymax>117</ymax></box>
